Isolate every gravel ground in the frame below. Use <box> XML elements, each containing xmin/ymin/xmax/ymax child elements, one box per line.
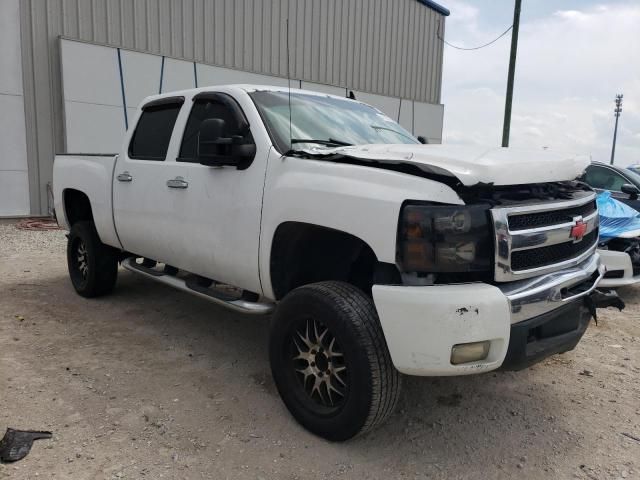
<box><xmin>1</xmin><ymin>220</ymin><xmax>639</xmax><ymax>480</ymax></box>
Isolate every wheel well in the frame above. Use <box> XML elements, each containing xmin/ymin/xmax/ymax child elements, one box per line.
<box><xmin>63</xmin><ymin>189</ymin><xmax>94</xmax><ymax>226</ymax></box>
<box><xmin>269</xmin><ymin>222</ymin><xmax>400</xmax><ymax>300</ymax></box>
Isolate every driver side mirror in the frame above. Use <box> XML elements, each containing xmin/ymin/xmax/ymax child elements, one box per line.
<box><xmin>197</xmin><ymin>118</ymin><xmax>256</xmax><ymax>169</ymax></box>
<box><xmin>417</xmin><ymin>136</ymin><xmax>428</xmax><ymax>144</ymax></box>
<box><xmin>621</xmin><ymin>183</ymin><xmax>639</xmax><ymax>199</ymax></box>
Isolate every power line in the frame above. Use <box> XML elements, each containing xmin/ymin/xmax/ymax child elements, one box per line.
<box><xmin>438</xmin><ymin>24</ymin><xmax>513</xmax><ymax>51</ymax></box>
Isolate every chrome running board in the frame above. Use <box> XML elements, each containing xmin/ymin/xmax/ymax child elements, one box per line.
<box><xmin>121</xmin><ymin>257</ymin><xmax>275</xmax><ymax>315</ymax></box>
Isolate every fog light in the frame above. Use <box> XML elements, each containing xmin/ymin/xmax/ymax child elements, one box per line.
<box><xmin>450</xmin><ymin>341</ymin><xmax>490</xmax><ymax>365</ymax></box>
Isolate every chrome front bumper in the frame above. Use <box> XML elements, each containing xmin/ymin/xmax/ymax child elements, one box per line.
<box><xmin>499</xmin><ymin>253</ymin><xmax>604</xmax><ymax>324</ymax></box>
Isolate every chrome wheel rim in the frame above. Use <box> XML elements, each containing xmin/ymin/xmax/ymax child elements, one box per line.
<box><xmin>76</xmin><ymin>241</ymin><xmax>88</xmax><ymax>279</ymax></box>
<box><xmin>291</xmin><ymin>318</ymin><xmax>347</xmax><ymax>408</ymax></box>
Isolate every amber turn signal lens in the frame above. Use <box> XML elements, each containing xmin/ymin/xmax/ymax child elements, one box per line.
<box><xmin>402</xmin><ymin>241</ymin><xmax>433</xmax><ymax>271</ymax></box>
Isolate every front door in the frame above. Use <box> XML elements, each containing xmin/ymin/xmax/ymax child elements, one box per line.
<box><xmin>156</xmin><ymin>92</ymin><xmax>268</xmax><ymax>294</ymax></box>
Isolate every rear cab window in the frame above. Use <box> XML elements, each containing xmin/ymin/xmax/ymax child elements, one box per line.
<box><xmin>128</xmin><ymin>97</ymin><xmax>184</xmax><ymax>160</ymax></box>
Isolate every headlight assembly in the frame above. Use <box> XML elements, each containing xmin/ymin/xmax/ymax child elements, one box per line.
<box><xmin>398</xmin><ymin>203</ymin><xmax>493</xmax><ymax>273</ymax></box>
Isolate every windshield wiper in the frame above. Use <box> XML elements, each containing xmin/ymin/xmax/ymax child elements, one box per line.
<box><xmin>290</xmin><ymin>138</ymin><xmax>353</xmax><ymax>147</ymax></box>
<box><xmin>370</xmin><ymin>125</ymin><xmax>417</xmax><ymax>142</ymax></box>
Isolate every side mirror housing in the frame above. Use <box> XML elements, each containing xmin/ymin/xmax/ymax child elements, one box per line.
<box><xmin>197</xmin><ymin>118</ymin><xmax>256</xmax><ymax>169</ymax></box>
<box><xmin>417</xmin><ymin>136</ymin><xmax>428</xmax><ymax>144</ymax></box>
<box><xmin>621</xmin><ymin>183</ymin><xmax>639</xmax><ymax>199</ymax></box>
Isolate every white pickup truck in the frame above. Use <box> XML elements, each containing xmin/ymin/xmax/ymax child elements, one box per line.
<box><xmin>54</xmin><ymin>85</ymin><xmax>614</xmax><ymax>440</ymax></box>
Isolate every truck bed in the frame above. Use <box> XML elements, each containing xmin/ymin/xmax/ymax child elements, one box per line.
<box><xmin>53</xmin><ymin>154</ymin><xmax>121</xmax><ymax>249</ymax></box>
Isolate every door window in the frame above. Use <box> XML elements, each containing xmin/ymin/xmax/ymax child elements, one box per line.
<box><xmin>584</xmin><ymin>165</ymin><xmax>629</xmax><ymax>191</ymax></box>
<box><xmin>128</xmin><ymin>100</ymin><xmax>183</xmax><ymax>160</ymax></box>
<box><xmin>178</xmin><ymin>96</ymin><xmax>252</xmax><ymax>163</ymax></box>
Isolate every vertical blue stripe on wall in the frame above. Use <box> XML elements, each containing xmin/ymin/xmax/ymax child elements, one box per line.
<box><xmin>116</xmin><ymin>48</ymin><xmax>128</xmax><ymax>130</ymax></box>
<box><xmin>193</xmin><ymin>62</ymin><xmax>198</xmax><ymax>88</ymax></box>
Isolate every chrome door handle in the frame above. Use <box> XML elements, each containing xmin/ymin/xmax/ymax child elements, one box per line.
<box><xmin>167</xmin><ymin>176</ymin><xmax>188</xmax><ymax>189</ymax></box>
<box><xmin>117</xmin><ymin>171</ymin><xmax>132</xmax><ymax>182</ymax></box>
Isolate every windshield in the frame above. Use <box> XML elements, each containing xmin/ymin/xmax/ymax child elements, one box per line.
<box><xmin>624</xmin><ymin>167</ymin><xmax>640</xmax><ymax>188</ymax></box>
<box><xmin>249</xmin><ymin>91</ymin><xmax>419</xmax><ymax>153</ymax></box>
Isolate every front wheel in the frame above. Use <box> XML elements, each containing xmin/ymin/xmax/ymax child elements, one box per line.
<box><xmin>269</xmin><ymin>281</ymin><xmax>401</xmax><ymax>441</ymax></box>
<box><xmin>67</xmin><ymin>221</ymin><xmax>118</xmax><ymax>297</ymax></box>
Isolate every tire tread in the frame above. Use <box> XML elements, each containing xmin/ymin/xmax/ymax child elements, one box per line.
<box><xmin>67</xmin><ymin>221</ymin><xmax>118</xmax><ymax>297</ymax></box>
<box><xmin>298</xmin><ymin>281</ymin><xmax>401</xmax><ymax>437</ymax></box>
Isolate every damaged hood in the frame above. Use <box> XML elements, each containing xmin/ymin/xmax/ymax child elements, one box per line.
<box><xmin>302</xmin><ymin>144</ymin><xmax>590</xmax><ymax>186</ymax></box>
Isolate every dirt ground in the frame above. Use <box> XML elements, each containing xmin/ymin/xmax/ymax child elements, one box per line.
<box><xmin>1</xmin><ymin>220</ymin><xmax>639</xmax><ymax>480</ymax></box>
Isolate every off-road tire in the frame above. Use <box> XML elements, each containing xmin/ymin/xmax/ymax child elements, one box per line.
<box><xmin>269</xmin><ymin>281</ymin><xmax>401</xmax><ymax>441</ymax></box>
<box><xmin>67</xmin><ymin>221</ymin><xmax>118</xmax><ymax>297</ymax></box>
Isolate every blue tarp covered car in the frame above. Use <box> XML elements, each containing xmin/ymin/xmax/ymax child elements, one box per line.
<box><xmin>597</xmin><ymin>191</ymin><xmax>640</xmax><ymax>287</ymax></box>
<box><xmin>597</xmin><ymin>191</ymin><xmax>640</xmax><ymax>242</ymax></box>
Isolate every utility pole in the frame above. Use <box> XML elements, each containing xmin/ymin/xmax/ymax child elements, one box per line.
<box><xmin>610</xmin><ymin>94</ymin><xmax>623</xmax><ymax>165</ymax></box>
<box><xmin>501</xmin><ymin>0</ymin><xmax>522</xmax><ymax>148</ymax></box>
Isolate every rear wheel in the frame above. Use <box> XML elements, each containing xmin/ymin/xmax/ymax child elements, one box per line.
<box><xmin>269</xmin><ymin>281</ymin><xmax>401</xmax><ymax>441</ymax></box>
<box><xmin>67</xmin><ymin>221</ymin><xmax>118</xmax><ymax>297</ymax></box>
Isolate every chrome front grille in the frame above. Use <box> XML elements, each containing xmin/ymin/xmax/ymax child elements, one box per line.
<box><xmin>510</xmin><ymin>229</ymin><xmax>598</xmax><ymax>270</ymax></box>
<box><xmin>492</xmin><ymin>192</ymin><xmax>599</xmax><ymax>282</ymax></box>
<box><xmin>507</xmin><ymin>200</ymin><xmax>597</xmax><ymax>231</ymax></box>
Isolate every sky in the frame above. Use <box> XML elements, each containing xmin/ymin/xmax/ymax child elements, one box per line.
<box><xmin>440</xmin><ymin>0</ymin><xmax>640</xmax><ymax>166</ymax></box>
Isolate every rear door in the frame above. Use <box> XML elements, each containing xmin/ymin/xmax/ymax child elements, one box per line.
<box><xmin>112</xmin><ymin>97</ymin><xmax>184</xmax><ymax>261</ymax></box>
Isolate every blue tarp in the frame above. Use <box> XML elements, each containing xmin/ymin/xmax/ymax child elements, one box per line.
<box><xmin>596</xmin><ymin>191</ymin><xmax>640</xmax><ymax>242</ymax></box>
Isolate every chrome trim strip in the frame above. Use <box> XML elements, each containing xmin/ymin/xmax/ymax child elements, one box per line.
<box><xmin>510</xmin><ymin>211</ymin><xmax>598</xmax><ymax>251</ymax></box>
<box><xmin>492</xmin><ymin>192</ymin><xmax>598</xmax><ymax>282</ymax></box>
<box><xmin>498</xmin><ymin>192</ymin><xmax>596</xmax><ymax>215</ymax></box>
<box><xmin>499</xmin><ymin>253</ymin><xmax>603</xmax><ymax>324</ymax></box>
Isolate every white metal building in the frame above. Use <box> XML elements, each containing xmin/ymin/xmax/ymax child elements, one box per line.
<box><xmin>0</xmin><ymin>0</ymin><xmax>449</xmax><ymax>217</ymax></box>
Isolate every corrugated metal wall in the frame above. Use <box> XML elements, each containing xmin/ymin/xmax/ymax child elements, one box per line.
<box><xmin>19</xmin><ymin>0</ymin><xmax>446</xmax><ymax>214</ymax></box>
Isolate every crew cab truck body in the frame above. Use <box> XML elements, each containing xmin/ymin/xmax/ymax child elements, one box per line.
<box><xmin>54</xmin><ymin>85</ymin><xmax>610</xmax><ymax>440</ymax></box>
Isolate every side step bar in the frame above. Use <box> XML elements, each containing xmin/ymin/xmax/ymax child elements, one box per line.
<box><xmin>121</xmin><ymin>257</ymin><xmax>275</xmax><ymax>315</ymax></box>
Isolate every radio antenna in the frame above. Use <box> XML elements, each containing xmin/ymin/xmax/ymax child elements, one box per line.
<box><xmin>286</xmin><ymin>18</ymin><xmax>292</xmax><ymax>151</ymax></box>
